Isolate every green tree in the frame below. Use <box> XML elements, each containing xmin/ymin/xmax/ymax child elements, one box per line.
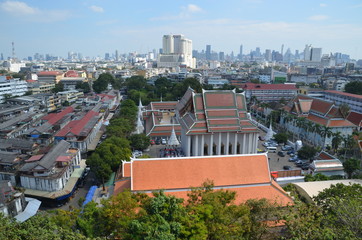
<box><xmin>343</xmin><ymin>158</ymin><xmax>360</xmax><ymax>179</ymax></box>
<box><xmin>125</xmin><ymin>75</ymin><xmax>147</xmax><ymax>91</ymax></box>
<box><xmin>129</xmin><ymin>133</ymin><xmax>150</xmax><ymax>150</ymax></box>
<box><xmin>86</xmin><ymin>153</ymin><xmax>112</xmax><ymax>189</ymax></box>
<box><xmin>155</xmin><ymin>77</ymin><xmax>173</xmax><ymax>97</ymax></box>
<box><xmin>273</xmin><ymin>133</ymin><xmax>288</xmax><ymax>144</ymax></box>
<box><xmin>319</xmin><ymin>126</ymin><xmax>333</xmax><ymax>149</ymax></box>
<box><xmin>75</xmin><ymin>82</ymin><xmax>91</xmax><ymax>93</ymax></box>
<box><xmin>331</xmin><ymin>132</ymin><xmax>343</xmax><ymax>153</ymax></box>
<box><xmin>297</xmin><ymin>145</ymin><xmax>318</xmax><ymax>161</ymax></box>
<box><xmin>52</xmin><ymin>82</ymin><xmax>64</xmax><ymax>93</ymax></box>
<box><xmin>344</xmin><ymin>81</ymin><xmax>362</xmax><ymax>95</ymax></box>
<box><xmin>313</xmin><ymin>183</ymin><xmax>362</xmax><ymax>239</ymax></box>
<box><xmin>93</xmin><ymin>73</ymin><xmax>114</xmax><ymax>93</ymax></box>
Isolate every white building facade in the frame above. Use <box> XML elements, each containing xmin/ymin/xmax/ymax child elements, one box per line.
<box><xmin>0</xmin><ymin>76</ymin><xmax>28</xmax><ymax>103</ymax></box>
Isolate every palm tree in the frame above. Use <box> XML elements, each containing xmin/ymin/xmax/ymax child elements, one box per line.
<box><xmin>331</xmin><ymin>132</ymin><xmax>343</xmax><ymax>154</ymax></box>
<box><xmin>319</xmin><ymin>126</ymin><xmax>333</xmax><ymax>149</ymax></box>
<box><xmin>305</xmin><ymin>121</ymin><xmax>314</xmax><ymax>143</ymax></box>
<box><xmin>312</xmin><ymin>123</ymin><xmax>322</xmax><ymax>146</ymax></box>
<box><xmin>296</xmin><ymin>117</ymin><xmax>307</xmax><ymax>139</ymax></box>
<box><xmin>342</xmin><ymin>134</ymin><xmax>354</xmax><ymax>159</ymax></box>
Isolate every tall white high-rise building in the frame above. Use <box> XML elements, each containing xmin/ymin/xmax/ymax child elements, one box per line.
<box><xmin>158</xmin><ymin>34</ymin><xmax>195</xmax><ymax>68</ymax></box>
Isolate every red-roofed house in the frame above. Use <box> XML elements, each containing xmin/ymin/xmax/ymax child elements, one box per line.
<box><xmin>282</xmin><ymin>95</ymin><xmax>356</xmax><ymax>147</ymax></box>
<box><xmin>114</xmin><ymin>154</ymin><xmax>293</xmax><ymax>206</ymax></box>
<box><xmin>176</xmin><ymin>88</ymin><xmax>259</xmax><ymax>156</ymax></box>
<box><xmin>54</xmin><ymin>107</ymin><xmax>103</xmax><ymax>152</ymax></box>
<box><xmin>242</xmin><ymin>83</ymin><xmax>298</xmax><ymax>102</ymax></box>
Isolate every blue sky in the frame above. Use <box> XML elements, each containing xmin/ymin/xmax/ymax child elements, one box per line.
<box><xmin>1</xmin><ymin>0</ymin><xmax>362</xmax><ymax>59</ymax></box>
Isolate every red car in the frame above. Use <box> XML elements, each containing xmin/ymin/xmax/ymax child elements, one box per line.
<box><xmin>150</xmin><ymin>139</ymin><xmax>155</xmax><ymax>145</ymax></box>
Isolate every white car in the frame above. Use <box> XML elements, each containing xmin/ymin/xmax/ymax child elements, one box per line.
<box><xmin>132</xmin><ymin>150</ymin><xmax>143</xmax><ymax>158</ymax></box>
<box><xmin>161</xmin><ymin>139</ymin><xmax>167</xmax><ymax>145</ymax></box>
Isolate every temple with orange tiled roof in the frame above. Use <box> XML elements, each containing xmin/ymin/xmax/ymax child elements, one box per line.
<box><xmin>282</xmin><ymin>95</ymin><xmax>356</xmax><ymax>147</ymax></box>
<box><xmin>113</xmin><ymin>153</ymin><xmax>293</xmax><ymax>206</ymax></box>
<box><xmin>176</xmin><ymin>88</ymin><xmax>259</xmax><ymax>156</ymax></box>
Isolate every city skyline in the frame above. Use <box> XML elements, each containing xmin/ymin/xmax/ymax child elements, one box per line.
<box><xmin>1</xmin><ymin>0</ymin><xmax>362</xmax><ymax>59</ymax></box>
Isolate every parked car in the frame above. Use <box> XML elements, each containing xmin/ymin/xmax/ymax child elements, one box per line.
<box><xmin>288</xmin><ymin>156</ymin><xmax>299</xmax><ymax>162</ymax></box>
<box><xmin>301</xmin><ymin>164</ymin><xmax>310</xmax><ymax>170</ymax></box>
<box><xmin>161</xmin><ymin>138</ymin><xmax>167</xmax><ymax>145</ymax></box>
<box><xmin>287</xmin><ymin>150</ymin><xmax>295</xmax><ymax>155</ymax></box>
<box><xmin>155</xmin><ymin>139</ymin><xmax>161</xmax><ymax>145</ymax></box>
<box><xmin>283</xmin><ymin>166</ymin><xmax>292</xmax><ymax>170</ymax></box>
<box><xmin>150</xmin><ymin>139</ymin><xmax>155</xmax><ymax>145</ymax></box>
<box><xmin>262</xmin><ymin>142</ymin><xmax>269</xmax><ymax>147</ymax></box>
<box><xmin>101</xmin><ymin>134</ymin><xmax>107</xmax><ymax>140</ymax></box>
<box><xmin>282</xmin><ymin>145</ymin><xmax>293</xmax><ymax>151</ymax></box>
<box><xmin>132</xmin><ymin>150</ymin><xmax>143</xmax><ymax>158</ymax></box>
<box><xmin>278</xmin><ymin>151</ymin><xmax>286</xmax><ymax>157</ymax></box>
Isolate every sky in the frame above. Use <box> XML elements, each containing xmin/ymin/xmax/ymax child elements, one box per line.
<box><xmin>1</xmin><ymin>0</ymin><xmax>362</xmax><ymax>59</ymax></box>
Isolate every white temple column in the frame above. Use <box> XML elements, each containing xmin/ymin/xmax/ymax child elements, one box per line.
<box><xmin>233</xmin><ymin>133</ymin><xmax>237</xmax><ymax>154</ymax></box>
<box><xmin>242</xmin><ymin>134</ymin><xmax>246</xmax><ymax>154</ymax></box>
<box><xmin>209</xmin><ymin>134</ymin><xmax>213</xmax><ymax>155</ymax></box>
<box><xmin>254</xmin><ymin>132</ymin><xmax>259</xmax><ymax>153</ymax></box>
<box><xmin>195</xmin><ymin>135</ymin><xmax>199</xmax><ymax>156</ymax></box>
<box><xmin>186</xmin><ymin>135</ymin><xmax>191</xmax><ymax>156</ymax></box>
<box><xmin>226</xmin><ymin>132</ymin><xmax>230</xmax><ymax>155</ymax></box>
<box><xmin>217</xmin><ymin>133</ymin><xmax>222</xmax><ymax>155</ymax></box>
<box><xmin>201</xmin><ymin>135</ymin><xmax>204</xmax><ymax>156</ymax></box>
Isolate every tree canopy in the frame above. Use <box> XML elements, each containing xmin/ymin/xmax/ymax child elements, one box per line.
<box><xmin>344</xmin><ymin>81</ymin><xmax>362</xmax><ymax>95</ymax></box>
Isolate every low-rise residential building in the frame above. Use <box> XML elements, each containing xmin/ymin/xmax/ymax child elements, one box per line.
<box><xmin>0</xmin><ymin>151</ymin><xmax>23</xmax><ymax>185</ymax></box>
<box><xmin>54</xmin><ymin>104</ymin><xmax>104</xmax><ymax>152</ymax></box>
<box><xmin>19</xmin><ymin>140</ymin><xmax>81</xmax><ymax>192</ymax></box>
<box><xmin>324</xmin><ymin>90</ymin><xmax>362</xmax><ymax>114</ymax></box>
<box><xmin>0</xmin><ymin>76</ymin><xmax>28</xmax><ymax>103</ymax></box>
<box><xmin>27</xmin><ymin>82</ymin><xmax>55</xmax><ymax>94</ymax></box>
<box><xmin>0</xmin><ymin>104</ymin><xmax>35</xmax><ymax>122</ymax></box>
<box><xmin>32</xmin><ymin>93</ymin><xmax>61</xmax><ymax>112</ymax></box>
<box><xmin>57</xmin><ymin>90</ymin><xmax>83</xmax><ymax>103</ymax></box>
<box><xmin>0</xmin><ymin>112</ymin><xmax>41</xmax><ymax>138</ymax></box>
<box><xmin>242</xmin><ymin>83</ymin><xmax>298</xmax><ymax>102</ymax></box>
<box><xmin>0</xmin><ymin>180</ymin><xmax>26</xmax><ymax>218</ymax></box>
<box><xmin>37</xmin><ymin>71</ymin><xmax>64</xmax><ymax>84</ymax></box>
<box><xmin>60</xmin><ymin>77</ymin><xmax>87</xmax><ymax>90</ymax></box>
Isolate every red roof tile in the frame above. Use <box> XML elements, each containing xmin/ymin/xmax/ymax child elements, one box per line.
<box><xmin>25</xmin><ymin>154</ymin><xmax>44</xmax><ymax>162</ymax></box>
<box><xmin>42</xmin><ymin>106</ymin><xmax>74</xmax><ymax>125</ymax></box>
<box><xmin>38</xmin><ymin>71</ymin><xmax>63</xmax><ymax>76</ymax></box>
<box><xmin>65</xmin><ymin>70</ymin><xmax>79</xmax><ymax>77</ymax></box>
<box><xmin>131</xmin><ymin>154</ymin><xmax>271</xmax><ymax>191</ymax></box>
<box><xmin>328</xmin><ymin>119</ymin><xmax>356</xmax><ymax>127</ymax></box>
<box><xmin>347</xmin><ymin>111</ymin><xmax>362</xmax><ymax>127</ymax></box>
<box><xmin>123</xmin><ymin>162</ymin><xmax>131</xmax><ymax>177</ymax></box>
<box><xmin>326</xmin><ymin>90</ymin><xmax>362</xmax><ymax>99</ymax></box>
<box><xmin>55</xmin><ymin>110</ymin><xmax>99</xmax><ymax>137</ymax></box>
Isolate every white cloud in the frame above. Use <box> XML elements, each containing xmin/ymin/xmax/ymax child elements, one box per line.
<box><xmin>151</xmin><ymin>4</ymin><xmax>202</xmax><ymax>21</ymax></box>
<box><xmin>89</xmin><ymin>5</ymin><xmax>104</xmax><ymax>13</ymax></box>
<box><xmin>186</xmin><ymin>4</ymin><xmax>202</xmax><ymax>13</ymax></box>
<box><xmin>319</xmin><ymin>3</ymin><xmax>327</xmax><ymax>7</ymax></box>
<box><xmin>308</xmin><ymin>15</ymin><xmax>329</xmax><ymax>21</ymax></box>
<box><xmin>0</xmin><ymin>0</ymin><xmax>71</xmax><ymax>22</ymax></box>
<box><xmin>0</xmin><ymin>1</ymin><xmax>38</xmax><ymax>15</ymax></box>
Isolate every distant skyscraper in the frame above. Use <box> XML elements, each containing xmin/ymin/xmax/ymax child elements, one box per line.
<box><xmin>0</xmin><ymin>53</ymin><xmax>3</xmax><ymax>61</ymax></box>
<box><xmin>239</xmin><ymin>45</ymin><xmax>243</xmax><ymax>60</ymax></box>
<box><xmin>158</xmin><ymin>34</ymin><xmax>195</xmax><ymax>68</ymax></box>
<box><xmin>105</xmin><ymin>53</ymin><xmax>110</xmax><ymax>60</ymax></box>
<box><xmin>304</xmin><ymin>44</ymin><xmax>312</xmax><ymax>61</ymax></box>
<box><xmin>115</xmin><ymin>50</ymin><xmax>119</xmax><ymax>61</ymax></box>
<box><xmin>310</xmin><ymin>48</ymin><xmax>322</xmax><ymax>62</ymax></box>
<box><xmin>206</xmin><ymin>45</ymin><xmax>211</xmax><ymax>60</ymax></box>
<box><xmin>219</xmin><ymin>52</ymin><xmax>225</xmax><ymax>61</ymax></box>
<box><xmin>265</xmin><ymin>49</ymin><xmax>272</xmax><ymax>61</ymax></box>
